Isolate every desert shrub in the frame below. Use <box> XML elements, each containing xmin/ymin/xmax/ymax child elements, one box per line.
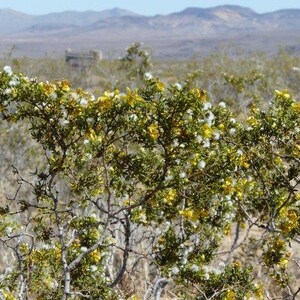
<box><xmin>0</xmin><ymin>50</ymin><xmax>300</xmax><ymax>299</ymax></box>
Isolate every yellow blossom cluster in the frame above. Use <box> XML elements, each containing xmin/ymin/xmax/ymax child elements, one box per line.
<box><xmin>148</xmin><ymin>123</ymin><xmax>160</xmax><ymax>140</ymax></box>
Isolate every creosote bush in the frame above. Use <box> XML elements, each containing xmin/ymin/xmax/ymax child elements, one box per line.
<box><xmin>0</xmin><ymin>64</ymin><xmax>300</xmax><ymax>299</ymax></box>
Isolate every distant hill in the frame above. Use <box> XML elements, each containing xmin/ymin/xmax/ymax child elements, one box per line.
<box><xmin>0</xmin><ymin>5</ymin><xmax>300</xmax><ymax>59</ymax></box>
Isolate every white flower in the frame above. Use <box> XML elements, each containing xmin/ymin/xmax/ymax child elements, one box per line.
<box><xmin>9</xmin><ymin>80</ymin><xmax>18</xmax><ymax>87</ymax></box>
<box><xmin>50</xmin><ymin>279</ymin><xmax>58</xmax><ymax>289</ymax></box>
<box><xmin>204</xmin><ymin>273</ymin><xmax>210</xmax><ymax>280</ymax></box>
<box><xmin>4</xmin><ymin>88</ymin><xmax>12</xmax><ymax>95</ymax></box>
<box><xmin>5</xmin><ymin>227</ymin><xmax>13</xmax><ymax>235</ymax></box>
<box><xmin>165</xmin><ymin>174</ymin><xmax>173</xmax><ymax>181</ymax></box>
<box><xmin>213</xmin><ymin>131</ymin><xmax>220</xmax><ymax>140</ymax></box>
<box><xmin>229</xmin><ymin>128</ymin><xmax>236</xmax><ymax>135</ymax></box>
<box><xmin>186</xmin><ymin>109</ymin><xmax>193</xmax><ymax>115</ymax></box>
<box><xmin>236</xmin><ymin>149</ymin><xmax>243</xmax><ymax>156</ymax></box>
<box><xmin>49</xmin><ymin>92</ymin><xmax>57</xmax><ymax>100</ymax></box>
<box><xmin>61</xmin><ymin>119</ymin><xmax>69</xmax><ymax>126</ymax></box>
<box><xmin>198</xmin><ymin>160</ymin><xmax>206</xmax><ymax>169</ymax></box>
<box><xmin>173</xmin><ymin>139</ymin><xmax>179</xmax><ymax>147</ymax></box>
<box><xmin>90</xmin><ymin>265</ymin><xmax>98</xmax><ymax>272</ymax></box>
<box><xmin>206</xmin><ymin>111</ymin><xmax>215</xmax><ymax>126</ymax></box>
<box><xmin>230</xmin><ymin>118</ymin><xmax>236</xmax><ymax>124</ymax></box>
<box><xmin>71</xmin><ymin>92</ymin><xmax>79</xmax><ymax>100</ymax></box>
<box><xmin>144</xmin><ymin>72</ymin><xmax>153</xmax><ymax>80</ymax></box>
<box><xmin>218</xmin><ymin>262</ymin><xmax>225</xmax><ymax>269</ymax></box>
<box><xmin>179</xmin><ymin>172</ymin><xmax>186</xmax><ymax>178</ymax></box>
<box><xmin>5</xmin><ymin>267</ymin><xmax>12</xmax><ymax>274</ymax></box>
<box><xmin>164</xmin><ymin>221</ymin><xmax>171</xmax><ymax>231</ymax></box>
<box><xmin>196</xmin><ymin>135</ymin><xmax>203</xmax><ymax>143</ymax></box>
<box><xmin>181</xmin><ymin>257</ymin><xmax>187</xmax><ymax>265</ymax></box>
<box><xmin>227</xmin><ymin>200</ymin><xmax>233</xmax><ymax>207</ymax></box>
<box><xmin>174</xmin><ymin>83</ymin><xmax>182</xmax><ymax>90</ymax></box>
<box><xmin>225</xmin><ymin>195</ymin><xmax>231</xmax><ymax>201</ymax></box>
<box><xmin>41</xmin><ymin>244</ymin><xmax>51</xmax><ymax>250</ymax></box>
<box><xmin>203</xmin><ymin>102</ymin><xmax>212</xmax><ymax>111</ymax></box>
<box><xmin>129</xmin><ymin>114</ymin><xmax>138</xmax><ymax>121</ymax></box>
<box><xmin>3</xmin><ymin>65</ymin><xmax>12</xmax><ymax>76</ymax></box>
<box><xmin>80</xmin><ymin>247</ymin><xmax>88</xmax><ymax>252</ymax></box>
<box><xmin>171</xmin><ymin>266</ymin><xmax>179</xmax><ymax>275</ymax></box>
<box><xmin>203</xmin><ymin>139</ymin><xmax>210</xmax><ymax>148</ymax></box>
<box><xmin>219</xmin><ymin>101</ymin><xmax>226</xmax><ymax>108</ymax></box>
<box><xmin>190</xmin><ymin>264</ymin><xmax>199</xmax><ymax>272</ymax></box>
<box><xmin>202</xmin><ymin>265</ymin><xmax>212</xmax><ymax>273</ymax></box>
<box><xmin>87</xmin><ymin>117</ymin><xmax>94</xmax><ymax>124</ymax></box>
<box><xmin>80</xmin><ymin>98</ymin><xmax>88</xmax><ymax>106</ymax></box>
<box><xmin>83</xmin><ymin>139</ymin><xmax>90</xmax><ymax>145</ymax></box>
<box><xmin>214</xmin><ymin>268</ymin><xmax>222</xmax><ymax>275</ymax></box>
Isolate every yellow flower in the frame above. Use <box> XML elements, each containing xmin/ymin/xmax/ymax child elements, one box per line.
<box><xmin>148</xmin><ymin>124</ymin><xmax>160</xmax><ymax>140</ymax></box>
<box><xmin>72</xmin><ymin>239</ymin><xmax>81</xmax><ymax>248</ymax></box>
<box><xmin>278</xmin><ymin>258</ymin><xmax>289</xmax><ymax>269</ymax></box>
<box><xmin>190</xmin><ymin>88</ymin><xmax>207</xmax><ymax>102</ymax></box>
<box><xmin>202</xmin><ymin>123</ymin><xmax>213</xmax><ymax>138</ymax></box>
<box><xmin>223</xmin><ymin>289</ymin><xmax>236</xmax><ymax>300</ymax></box>
<box><xmin>247</xmin><ymin>116</ymin><xmax>258</xmax><ymax>127</ymax></box>
<box><xmin>19</xmin><ymin>243</ymin><xmax>28</xmax><ymax>254</ymax></box>
<box><xmin>218</xmin><ymin>123</ymin><xmax>225</xmax><ymax>131</ymax></box>
<box><xmin>2</xmin><ymin>291</ymin><xmax>17</xmax><ymax>300</ymax></box>
<box><xmin>172</xmin><ymin>127</ymin><xmax>182</xmax><ymax>136</ymax></box>
<box><xmin>179</xmin><ymin>209</ymin><xmax>194</xmax><ymax>220</ymax></box>
<box><xmin>98</xmin><ymin>91</ymin><xmax>114</xmax><ymax>111</ymax></box>
<box><xmin>42</xmin><ymin>83</ymin><xmax>56</xmax><ymax>95</ymax></box>
<box><xmin>222</xmin><ymin>177</ymin><xmax>235</xmax><ymax>194</ymax></box>
<box><xmin>154</xmin><ymin>81</ymin><xmax>165</xmax><ymax>92</ymax></box>
<box><xmin>58</xmin><ymin>80</ymin><xmax>70</xmax><ymax>92</ymax></box>
<box><xmin>275</xmin><ymin>89</ymin><xmax>291</xmax><ymax>100</ymax></box>
<box><xmin>54</xmin><ymin>248</ymin><xmax>61</xmax><ymax>260</ymax></box>
<box><xmin>224</xmin><ymin>223</ymin><xmax>231</xmax><ymax>235</ymax></box>
<box><xmin>274</xmin><ymin>156</ymin><xmax>283</xmax><ymax>165</ymax></box>
<box><xmin>89</xmin><ymin>228</ymin><xmax>100</xmax><ymax>240</ymax></box>
<box><xmin>89</xmin><ymin>249</ymin><xmax>102</xmax><ymax>263</ymax></box>
<box><xmin>164</xmin><ymin>189</ymin><xmax>177</xmax><ymax>204</ymax></box>
<box><xmin>85</xmin><ymin>128</ymin><xmax>102</xmax><ymax>143</ymax></box>
<box><xmin>292</xmin><ymin>144</ymin><xmax>300</xmax><ymax>157</ymax></box>
<box><xmin>280</xmin><ymin>209</ymin><xmax>298</xmax><ymax>233</ymax></box>
<box><xmin>253</xmin><ymin>284</ymin><xmax>264</xmax><ymax>300</ymax></box>
<box><xmin>123</xmin><ymin>87</ymin><xmax>143</xmax><ymax>107</ymax></box>
<box><xmin>292</xmin><ymin>102</ymin><xmax>300</xmax><ymax>113</ymax></box>
<box><xmin>179</xmin><ymin>208</ymin><xmax>200</xmax><ymax>222</ymax></box>
<box><xmin>238</xmin><ymin>155</ymin><xmax>250</xmax><ymax>169</ymax></box>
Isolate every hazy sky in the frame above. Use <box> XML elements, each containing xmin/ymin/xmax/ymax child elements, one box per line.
<box><xmin>1</xmin><ymin>0</ymin><xmax>300</xmax><ymax>15</ymax></box>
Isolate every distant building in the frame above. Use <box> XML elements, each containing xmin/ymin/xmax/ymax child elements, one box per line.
<box><xmin>65</xmin><ymin>49</ymin><xmax>102</xmax><ymax>69</ymax></box>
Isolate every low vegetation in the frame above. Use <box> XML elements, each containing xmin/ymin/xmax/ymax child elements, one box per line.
<box><xmin>0</xmin><ymin>44</ymin><xmax>300</xmax><ymax>299</ymax></box>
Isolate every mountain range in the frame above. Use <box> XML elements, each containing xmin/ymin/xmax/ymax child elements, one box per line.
<box><xmin>1</xmin><ymin>5</ymin><xmax>300</xmax><ymax>59</ymax></box>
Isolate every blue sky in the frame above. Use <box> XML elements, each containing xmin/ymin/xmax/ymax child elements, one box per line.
<box><xmin>1</xmin><ymin>0</ymin><xmax>300</xmax><ymax>15</ymax></box>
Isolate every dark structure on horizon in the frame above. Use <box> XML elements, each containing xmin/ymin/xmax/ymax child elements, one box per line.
<box><xmin>65</xmin><ymin>49</ymin><xmax>102</xmax><ymax>69</ymax></box>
